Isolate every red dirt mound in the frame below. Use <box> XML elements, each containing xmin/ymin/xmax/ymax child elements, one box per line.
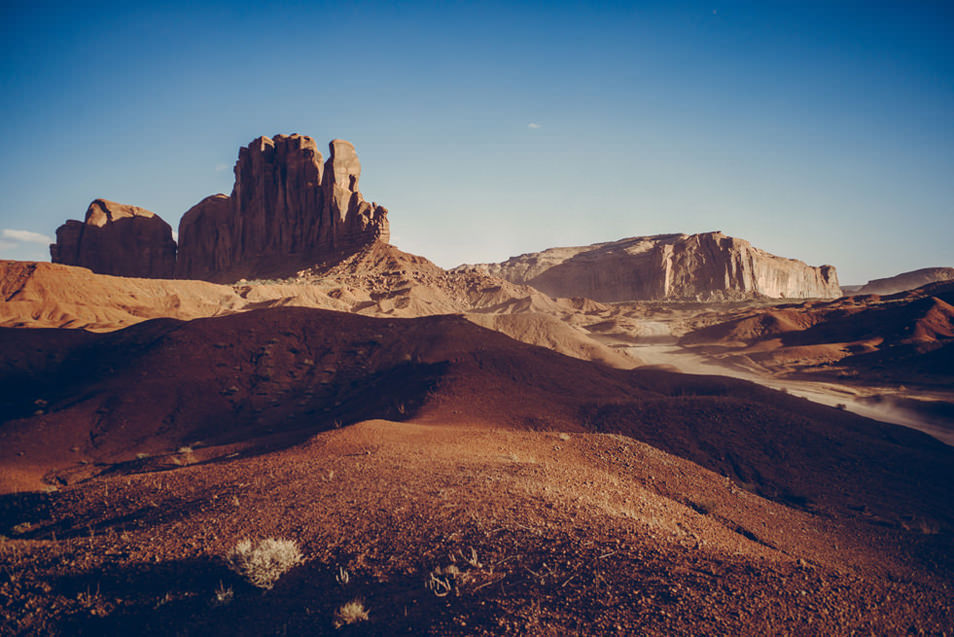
<box><xmin>0</xmin><ymin>308</ymin><xmax>642</xmax><ymax>491</ymax></box>
<box><xmin>2</xmin><ymin>307</ymin><xmax>952</xmax><ymax>535</ymax></box>
<box><xmin>680</xmin><ymin>308</ymin><xmax>819</xmax><ymax>345</ymax></box>
<box><xmin>3</xmin><ymin>422</ymin><xmax>952</xmax><ymax>635</ymax></box>
<box><xmin>2</xmin><ymin>308</ymin><xmax>954</xmax><ymax>634</ymax></box>
<box><xmin>0</xmin><ymin>260</ymin><xmax>246</xmax><ymax>331</ymax></box>
<box><xmin>0</xmin><ymin>256</ymin><xmax>633</xmax><ymax>369</ymax></box>
<box><xmin>679</xmin><ymin>281</ymin><xmax>954</xmax><ymax>385</ymax></box>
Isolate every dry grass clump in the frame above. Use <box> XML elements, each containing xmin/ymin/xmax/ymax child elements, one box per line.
<box><xmin>226</xmin><ymin>538</ymin><xmax>304</xmax><ymax>589</ymax></box>
<box><xmin>333</xmin><ymin>599</ymin><xmax>369</xmax><ymax>628</ymax></box>
<box><xmin>213</xmin><ymin>581</ymin><xmax>234</xmax><ymax>605</ymax></box>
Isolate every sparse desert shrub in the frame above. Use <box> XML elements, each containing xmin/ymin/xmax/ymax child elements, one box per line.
<box><xmin>226</xmin><ymin>538</ymin><xmax>304</xmax><ymax>589</ymax></box>
<box><xmin>919</xmin><ymin>519</ymin><xmax>941</xmax><ymax>535</ymax></box>
<box><xmin>11</xmin><ymin>522</ymin><xmax>34</xmax><ymax>535</ymax></box>
<box><xmin>213</xmin><ymin>581</ymin><xmax>234</xmax><ymax>605</ymax></box>
<box><xmin>336</xmin><ymin>566</ymin><xmax>350</xmax><ymax>586</ymax></box>
<box><xmin>426</xmin><ymin>569</ymin><xmax>453</xmax><ymax>597</ymax></box>
<box><xmin>463</xmin><ymin>547</ymin><xmax>481</xmax><ymax>568</ymax></box>
<box><xmin>333</xmin><ymin>599</ymin><xmax>369</xmax><ymax>628</ymax></box>
<box><xmin>904</xmin><ymin>517</ymin><xmax>942</xmax><ymax>535</ymax></box>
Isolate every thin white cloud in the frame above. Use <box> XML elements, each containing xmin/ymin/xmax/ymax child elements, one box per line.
<box><xmin>3</xmin><ymin>229</ymin><xmax>52</xmax><ymax>244</ymax></box>
<box><xmin>215</xmin><ymin>163</ymin><xmax>230</xmax><ymax>172</ymax></box>
<box><xmin>528</xmin><ymin>123</ymin><xmax>542</xmax><ymax>129</ymax></box>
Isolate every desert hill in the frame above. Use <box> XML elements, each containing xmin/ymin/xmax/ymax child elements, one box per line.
<box><xmin>3</xmin><ymin>421</ymin><xmax>953</xmax><ymax>635</ymax></box>
<box><xmin>0</xmin><ymin>261</ymin><xmax>246</xmax><ymax>331</ymax></box>
<box><xmin>458</xmin><ymin>231</ymin><xmax>840</xmax><ymax>301</ymax></box>
<box><xmin>679</xmin><ymin>280</ymin><xmax>954</xmax><ymax>387</ymax></box>
<box><xmin>2</xmin><ymin>306</ymin><xmax>951</xmax><ymax>528</ymax></box>
<box><xmin>850</xmin><ymin>266</ymin><xmax>954</xmax><ymax>296</ymax></box>
<box><xmin>2</xmin><ymin>306</ymin><xmax>953</xmax><ymax>634</ymax></box>
<box><xmin>0</xmin><ymin>248</ymin><xmax>633</xmax><ymax>369</ymax></box>
<box><xmin>0</xmin><ymin>307</ymin><xmax>642</xmax><ymax>492</ymax></box>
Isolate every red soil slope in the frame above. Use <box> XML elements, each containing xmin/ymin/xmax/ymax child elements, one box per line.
<box><xmin>680</xmin><ymin>281</ymin><xmax>954</xmax><ymax>384</ymax></box>
<box><xmin>1</xmin><ymin>308</ymin><xmax>950</xmax><ymax>526</ymax></box>
<box><xmin>0</xmin><ymin>256</ymin><xmax>633</xmax><ymax>369</ymax></box>
<box><xmin>2</xmin><ymin>307</ymin><xmax>953</xmax><ymax>633</ymax></box>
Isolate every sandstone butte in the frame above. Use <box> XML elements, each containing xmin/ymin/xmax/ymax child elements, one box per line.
<box><xmin>49</xmin><ymin>135</ymin><xmax>389</xmax><ymax>283</ymax></box>
<box><xmin>49</xmin><ymin>199</ymin><xmax>177</xmax><ymax>278</ymax></box>
<box><xmin>49</xmin><ymin>135</ymin><xmax>839</xmax><ymax>301</ymax></box>
<box><xmin>458</xmin><ymin>232</ymin><xmax>841</xmax><ymax>301</ymax></box>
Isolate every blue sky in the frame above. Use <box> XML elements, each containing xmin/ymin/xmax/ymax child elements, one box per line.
<box><xmin>1</xmin><ymin>1</ymin><xmax>952</xmax><ymax>284</ymax></box>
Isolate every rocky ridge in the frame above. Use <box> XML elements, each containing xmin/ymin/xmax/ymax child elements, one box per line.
<box><xmin>459</xmin><ymin>231</ymin><xmax>841</xmax><ymax>301</ymax></box>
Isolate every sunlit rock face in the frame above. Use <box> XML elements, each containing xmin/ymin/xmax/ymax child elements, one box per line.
<box><xmin>48</xmin><ymin>135</ymin><xmax>390</xmax><ymax>283</ymax></box>
<box><xmin>176</xmin><ymin>135</ymin><xmax>389</xmax><ymax>282</ymax></box>
<box><xmin>460</xmin><ymin>231</ymin><xmax>840</xmax><ymax>301</ymax></box>
<box><xmin>50</xmin><ymin>199</ymin><xmax>177</xmax><ymax>279</ymax></box>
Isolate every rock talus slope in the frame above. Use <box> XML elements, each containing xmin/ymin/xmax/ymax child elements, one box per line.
<box><xmin>176</xmin><ymin>135</ymin><xmax>389</xmax><ymax>281</ymax></box>
<box><xmin>461</xmin><ymin>231</ymin><xmax>840</xmax><ymax>301</ymax></box>
<box><xmin>49</xmin><ymin>199</ymin><xmax>176</xmax><ymax>278</ymax></box>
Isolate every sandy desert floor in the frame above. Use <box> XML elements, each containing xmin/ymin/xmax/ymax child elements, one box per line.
<box><xmin>620</xmin><ymin>326</ymin><xmax>954</xmax><ymax>445</ymax></box>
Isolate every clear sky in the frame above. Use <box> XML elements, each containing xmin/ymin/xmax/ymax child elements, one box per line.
<box><xmin>1</xmin><ymin>1</ymin><xmax>952</xmax><ymax>284</ymax></box>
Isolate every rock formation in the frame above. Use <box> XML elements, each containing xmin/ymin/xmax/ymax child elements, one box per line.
<box><xmin>176</xmin><ymin>135</ymin><xmax>389</xmax><ymax>281</ymax></box>
<box><xmin>458</xmin><ymin>232</ymin><xmax>841</xmax><ymax>301</ymax></box>
<box><xmin>49</xmin><ymin>199</ymin><xmax>176</xmax><ymax>278</ymax></box>
<box><xmin>853</xmin><ymin>267</ymin><xmax>954</xmax><ymax>296</ymax></box>
<box><xmin>48</xmin><ymin>135</ymin><xmax>390</xmax><ymax>282</ymax></box>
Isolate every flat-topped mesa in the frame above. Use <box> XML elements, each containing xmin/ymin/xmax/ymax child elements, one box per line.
<box><xmin>176</xmin><ymin>134</ymin><xmax>389</xmax><ymax>281</ymax></box>
<box><xmin>461</xmin><ymin>231</ymin><xmax>840</xmax><ymax>301</ymax></box>
<box><xmin>661</xmin><ymin>232</ymin><xmax>840</xmax><ymax>300</ymax></box>
<box><xmin>49</xmin><ymin>199</ymin><xmax>176</xmax><ymax>278</ymax></box>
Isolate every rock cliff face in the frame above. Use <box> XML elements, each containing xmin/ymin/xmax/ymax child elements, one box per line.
<box><xmin>459</xmin><ymin>232</ymin><xmax>840</xmax><ymax>301</ymax></box>
<box><xmin>49</xmin><ymin>199</ymin><xmax>176</xmax><ymax>278</ymax></box>
<box><xmin>176</xmin><ymin>135</ymin><xmax>389</xmax><ymax>281</ymax></box>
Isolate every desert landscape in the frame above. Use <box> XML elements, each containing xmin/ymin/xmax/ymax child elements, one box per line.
<box><xmin>3</xmin><ymin>3</ymin><xmax>954</xmax><ymax>635</ymax></box>
<box><xmin>0</xmin><ymin>131</ymin><xmax>952</xmax><ymax>636</ymax></box>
